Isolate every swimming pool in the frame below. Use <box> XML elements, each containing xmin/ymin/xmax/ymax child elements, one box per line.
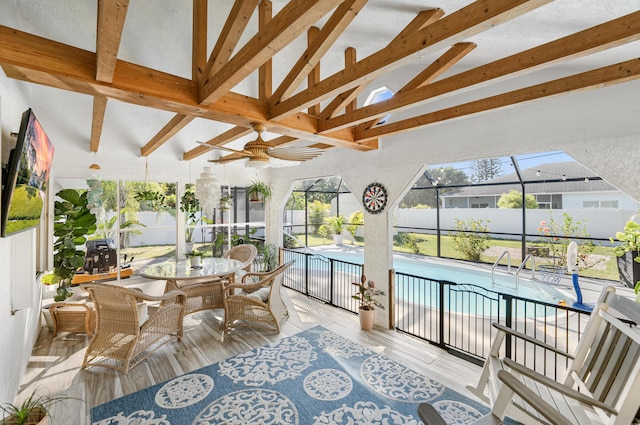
<box><xmin>302</xmin><ymin>248</ymin><xmax>573</xmax><ymax>305</ymax></box>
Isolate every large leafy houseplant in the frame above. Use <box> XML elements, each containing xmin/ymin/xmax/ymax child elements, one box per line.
<box><xmin>42</xmin><ymin>189</ymin><xmax>97</xmax><ymax>301</ymax></box>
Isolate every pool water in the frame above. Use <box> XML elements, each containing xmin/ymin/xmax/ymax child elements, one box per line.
<box><xmin>307</xmin><ymin>249</ymin><xmax>573</xmax><ymax>305</ymax></box>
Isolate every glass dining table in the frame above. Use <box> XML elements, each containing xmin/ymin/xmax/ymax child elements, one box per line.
<box><xmin>141</xmin><ymin>257</ymin><xmax>245</xmax><ymax>316</ymax></box>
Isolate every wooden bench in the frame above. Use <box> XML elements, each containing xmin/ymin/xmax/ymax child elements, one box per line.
<box><xmin>466</xmin><ymin>286</ymin><xmax>640</xmax><ymax>425</ymax></box>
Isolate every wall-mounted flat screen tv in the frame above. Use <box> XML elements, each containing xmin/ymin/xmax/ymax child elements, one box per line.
<box><xmin>1</xmin><ymin>108</ymin><xmax>55</xmax><ymax>237</ymax></box>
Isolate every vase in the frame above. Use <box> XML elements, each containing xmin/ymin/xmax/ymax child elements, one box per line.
<box><xmin>189</xmin><ymin>256</ymin><xmax>202</xmax><ymax>268</ymax></box>
<box><xmin>359</xmin><ymin>307</ymin><xmax>375</xmax><ymax>331</ymax></box>
<box><xmin>617</xmin><ymin>251</ymin><xmax>640</xmax><ymax>289</ymax></box>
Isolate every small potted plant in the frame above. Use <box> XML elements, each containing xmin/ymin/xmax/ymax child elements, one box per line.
<box><xmin>247</xmin><ymin>180</ymin><xmax>272</xmax><ymax>202</ymax></box>
<box><xmin>351</xmin><ymin>274</ymin><xmax>385</xmax><ymax>331</ymax></box>
<box><xmin>610</xmin><ymin>220</ymin><xmax>640</xmax><ymax>289</ymax></box>
<box><xmin>185</xmin><ymin>250</ymin><xmax>205</xmax><ymax>268</ymax></box>
<box><xmin>135</xmin><ymin>189</ymin><xmax>165</xmax><ymax>211</ymax></box>
<box><xmin>219</xmin><ymin>193</ymin><xmax>234</xmax><ymax>210</ymax></box>
<box><xmin>320</xmin><ymin>215</ymin><xmax>347</xmax><ymax>245</ymax></box>
<box><xmin>0</xmin><ymin>388</ymin><xmax>71</xmax><ymax>424</ymax></box>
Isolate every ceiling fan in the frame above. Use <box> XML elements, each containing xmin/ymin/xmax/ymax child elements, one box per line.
<box><xmin>201</xmin><ymin>123</ymin><xmax>324</xmax><ymax>168</ymax></box>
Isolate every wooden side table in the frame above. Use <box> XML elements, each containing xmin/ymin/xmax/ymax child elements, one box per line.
<box><xmin>49</xmin><ymin>302</ymin><xmax>96</xmax><ymax>337</ymax></box>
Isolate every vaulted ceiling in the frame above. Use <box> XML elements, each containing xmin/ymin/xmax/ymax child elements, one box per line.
<box><xmin>1</xmin><ymin>0</ymin><xmax>639</xmax><ymax>170</ymax></box>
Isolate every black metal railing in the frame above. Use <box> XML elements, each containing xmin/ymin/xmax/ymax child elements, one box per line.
<box><xmin>282</xmin><ymin>248</ymin><xmax>363</xmax><ymax>313</ymax></box>
<box><xmin>282</xmin><ymin>248</ymin><xmax>592</xmax><ymax>379</ymax></box>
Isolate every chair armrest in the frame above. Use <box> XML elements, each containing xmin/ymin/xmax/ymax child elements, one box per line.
<box><xmin>241</xmin><ymin>269</ymin><xmax>277</xmax><ymax>283</ymax></box>
<box><xmin>492</xmin><ymin>323</ymin><xmax>574</xmax><ymax>359</ymax></box>
<box><xmin>496</xmin><ymin>370</ymin><xmax>574</xmax><ymax>425</ymax></box>
<box><xmin>226</xmin><ymin>281</ymin><xmax>267</xmax><ymax>294</ymax></box>
<box><xmin>502</xmin><ymin>359</ymin><xmax>617</xmax><ymax>415</ymax></box>
<box><xmin>138</xmin><ymin>289</ymin><xmax>187</xmax><ymax>305</ymax></box>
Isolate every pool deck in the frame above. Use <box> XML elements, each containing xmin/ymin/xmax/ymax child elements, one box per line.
<box><xmin>297</xmin><ymin>244</ymin><xmax>635</xmax><ymax>306</ymax></box>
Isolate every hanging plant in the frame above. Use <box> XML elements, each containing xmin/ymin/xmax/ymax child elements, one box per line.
<box><xmin>219</xmin><ymin>193</ymin><xmax>234</xmax><ymax>210</ymax></box>
<box><xmin>247</xmin><ymin>180</ymin><xmax>272</xmax><ymax>202</ymax></box>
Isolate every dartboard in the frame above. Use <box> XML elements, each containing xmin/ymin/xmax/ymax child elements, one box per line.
<box><xmin>362</xmin><ymin>182</ymin><xmax>388</xmax><ymax>214</ymax></box>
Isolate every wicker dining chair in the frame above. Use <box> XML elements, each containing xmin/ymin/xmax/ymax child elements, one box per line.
<box><xmin>223</xmin><ymin>260</ymin><xmax>295</xmax><ymax>334</ymax></box>
<box><xmin>81</xmin><ymin>283</ymin><xmax>186</xmax><ymax>374</ymax></box>
<box><xmin>222</xmin><ymin>243</ymin><xmax>258</xmax><ymax>278</ymax></box>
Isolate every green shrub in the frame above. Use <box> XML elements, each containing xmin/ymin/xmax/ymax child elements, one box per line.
<box><xmin>449</xmin><ymin>218</ymin><xmax>490</xmax><ymax>261</ymax></box>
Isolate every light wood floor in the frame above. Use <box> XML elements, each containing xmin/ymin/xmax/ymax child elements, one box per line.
<box><xmin>19</xmin><ymin>277</ymin><xmax>485</xmax><ymax>425</ymax></box>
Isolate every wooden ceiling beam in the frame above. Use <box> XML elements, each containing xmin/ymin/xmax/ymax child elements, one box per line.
<box><xmin>0</xmin><ymin>26</ymin><xmax>362</xmax><ymax>149</ymax></box>
<box><xmin>96</xmin><ymin>0</ymin><xmax>129</xmax><ymax>83</ymax></box>
<box><xmin>199</xmin><ymin>0</ymin><xmax>343</xmax><ymax>105</ymax></box>
<box><xmin>307</xmin><ymin>27</ymin><xmax>322</xmax><ymax>116</ymax></box>
<box><xmin>92</xmin><ymin>0</ymin><xmax>129</xmax><ymax>153</ymax></box>
<box><xmin>202</xmin><ymin>0</ymin><xmax>260</xmax><ymax>80</ymax></box>
<box><xmin>357</xmin><ymin>58</ymin><xmax>640</xmax><ymax>141</ymax></box>
<box><xmin>272</xmin><ymin>0</ymin><xmax>368</xmax><ymax>103</ymax></box>
<box><xmin>269</xmin><ymin>0</ymin><xmax>552</xmax><ymax>121</ymax></box>
<box><xmin>258</xmin><ymin>0</ymin><xmax>273</xmax><ymax>101</ymax></box>
<box><xmin>141</xmin><ymin>114</ymin><xmax>195</xmax><ymax>156</ymax></box>
<box><xmin>319</xmin><ymin>9</ymin><xmax>445</xmax><ymax>121</ymax></box>
<box><xmin>183</xmin><ymin>126</ymin><xmax>254</xmax><ymax>160</ymax></box>
<box><xmin>90</xmin><ymin>96</ymin><xmax>108</xmax><ymax>153</ymax></box>
<box><xmin>322</xmin><ymin>9</ymin><xmax>640</xmax><ymax>133</ymax></box>
<box><xmin>358</xmin><ymin>42</ymin><xmax>476</xmax><ymax>131</ymax></box>
<box><xmin>193</xmin><ymin>0</ymin><xmax>208</xmax><ymax>82</ymax></box>
<box><xmin>321</xmin><ymin>12</ymin><xmax>441</xmax><ymax>122</ymax></box>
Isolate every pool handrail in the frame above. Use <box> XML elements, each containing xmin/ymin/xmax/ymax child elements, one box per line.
<box><xmin>515</xmin><ymin>254</ymin><xmax>536</xmax><ymax>290</ymax></box>
<box><xmin>491</xmin><ymin>250</ymin><xmax>511</xmax><ymax>283</ymax></box>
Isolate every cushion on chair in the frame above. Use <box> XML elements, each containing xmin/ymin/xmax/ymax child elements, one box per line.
<box><xmin>242</xmin><ymin>287</ymin><xmax>270</xmax><ymax>302</ymax></box>
<box><xmin>136</xmin><ymin>302</ymin><xmax>149</xmax><ymax>325</ymax></box>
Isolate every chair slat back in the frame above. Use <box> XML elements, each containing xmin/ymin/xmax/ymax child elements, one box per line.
<box><xmin>568</xmin><ymin>289</ymin><xmax>640</xmax><ymax>423</ymax></box>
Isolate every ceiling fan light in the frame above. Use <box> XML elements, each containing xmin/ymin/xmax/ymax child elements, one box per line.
<box><xmin>246</xmin><ymin>158</ymin><xmax>270</xmax><ymax>169</ymax></box>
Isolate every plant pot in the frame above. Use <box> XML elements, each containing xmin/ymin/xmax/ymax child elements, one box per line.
<box><xmin>359</xmin><ymin>307</ymin><xmax>375</xmax><ymax>331</ymax></box>
<box><xmin>185</xmin><ymin>242</ymin><xmax>194</xmax><ymax>253</ymax></box>
<box><xmin>617</xmin><ymin>251</ymin><xmax>640</xmax><ymax>289</ymax></box>
<box><xmin>3</xmin><ymin>406</ymin><xmax>49</xmax><ymax>424</ymax></box>
<box><xmin>189</xmin><ymin>256</ymin><xmax>202</xmax><ymax>268</ymax></box>
<box><xmin>248</xmin><ymin>193</ymin><xmax>264</xmax><ymax>203</ymax></box>
<box><xmin>332</xmin><ymin>234</ymin><xmax>345</xmax><ymax>245</ymax></box>
<box><xmin>139</xmin><ymin>200</ymin><xmax>154</xmax><ymax>211</ymax></box>
<box><xmin>42</xmin><ymin>305</ymin><xmax>54</xmax><ymax>331</ymax></box>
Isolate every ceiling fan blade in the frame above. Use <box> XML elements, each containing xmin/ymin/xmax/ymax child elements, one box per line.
<box><xmin>196</xmin><ymin>141</ymin><xmax>253</xmax><ymax>156</ymax></box>
<box><xmin>208</xmin><ymin>156</ymin><xmax>243</xmax><ymax>164</ymax></box>
<box><xmin>267</xmin><ymin>146</ymin><xmax>323</xmax><ymax>161</ymax></box>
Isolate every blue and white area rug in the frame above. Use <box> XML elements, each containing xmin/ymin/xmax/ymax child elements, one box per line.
<box><xmin>91</xmin><ymin>326</ymin><xmax>489</xmax><ymax>424</ymax></box>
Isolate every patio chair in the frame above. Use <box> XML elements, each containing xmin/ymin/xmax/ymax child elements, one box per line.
<box><xmin>223</xmin><ymin>260</ymin><xmax>294</xmax><ymax>334</ymax></box>
<box><xmin>222</xmin><ymin>243</ymin><xmax>258</xmax><ymax>280</ymax></box>
<box><xmin>464</xmin><ymin>286</ymin><xmax>640</xmax><ymax>425</ymax></box>
<box><xmin>81</xmin><ymin>283</ymin><xmax>186</xmax><ymax>374</ymax></box>
<box><xmin>164</xmin><ymin>276</ymin><xmax>228</xmax><ymax>316</ymax></box>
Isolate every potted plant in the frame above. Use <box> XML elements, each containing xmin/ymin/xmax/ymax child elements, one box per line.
<box><xmin>610</xmin><ymin>220</ymin><xmax>640</xmax><ymax>289</ymax></box>
<box><xmin>180</xmin><ymin>186</ymin><xmax>200</xmax><ymax>251</ymax></box>
<box><xmin>219</xmin><ymin>192</ymin><xmax>233</xmax><ymax>210</ymax></box>
<box><xmin>0</xmin><ymin>388</ymin><xmax>71</xmax><ymax>424</ymax></box>
<box><xmin>135</xmin><ymin>189</ymin><xmax>165</xmax><ymax>211</ymax></box>
<box><xmin>185</xmin><ymin>250</ymin><xmax>205</xmax><ymax>268</ymax></box>
<box><xmin>42</xmin><ymin>189</ymin><xmax>97</xmax><ymax>302</ymax></box>
<box><xmin>247</xmin><ymin>180</ymin><xmax>272</xmax><ymax>202</ymax></box>
<box><xmin>255</xmin><ymin>243</ymin><xmax>278</xmax><ymax>272</ymax></box>
<box><xmin>351</xmin><ymin>274</ymin><xmax>385</xmax><ymax>331</ymax></box>
<box><xmin>319</xmin><ymin>215</ymin><xmax>347</xmax><ymax>245</ymax></box>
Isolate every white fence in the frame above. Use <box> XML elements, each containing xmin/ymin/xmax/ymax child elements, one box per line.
<box><xmin>285</xmin><ymin>207</ymin><xmax>637</xmax><ymax>242</ymax></box>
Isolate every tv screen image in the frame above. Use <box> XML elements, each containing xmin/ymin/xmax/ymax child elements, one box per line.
<box><xmin>1</xmin><ymin>109</ymin><xmax>55</xmax><ymax>237</ymax></box>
